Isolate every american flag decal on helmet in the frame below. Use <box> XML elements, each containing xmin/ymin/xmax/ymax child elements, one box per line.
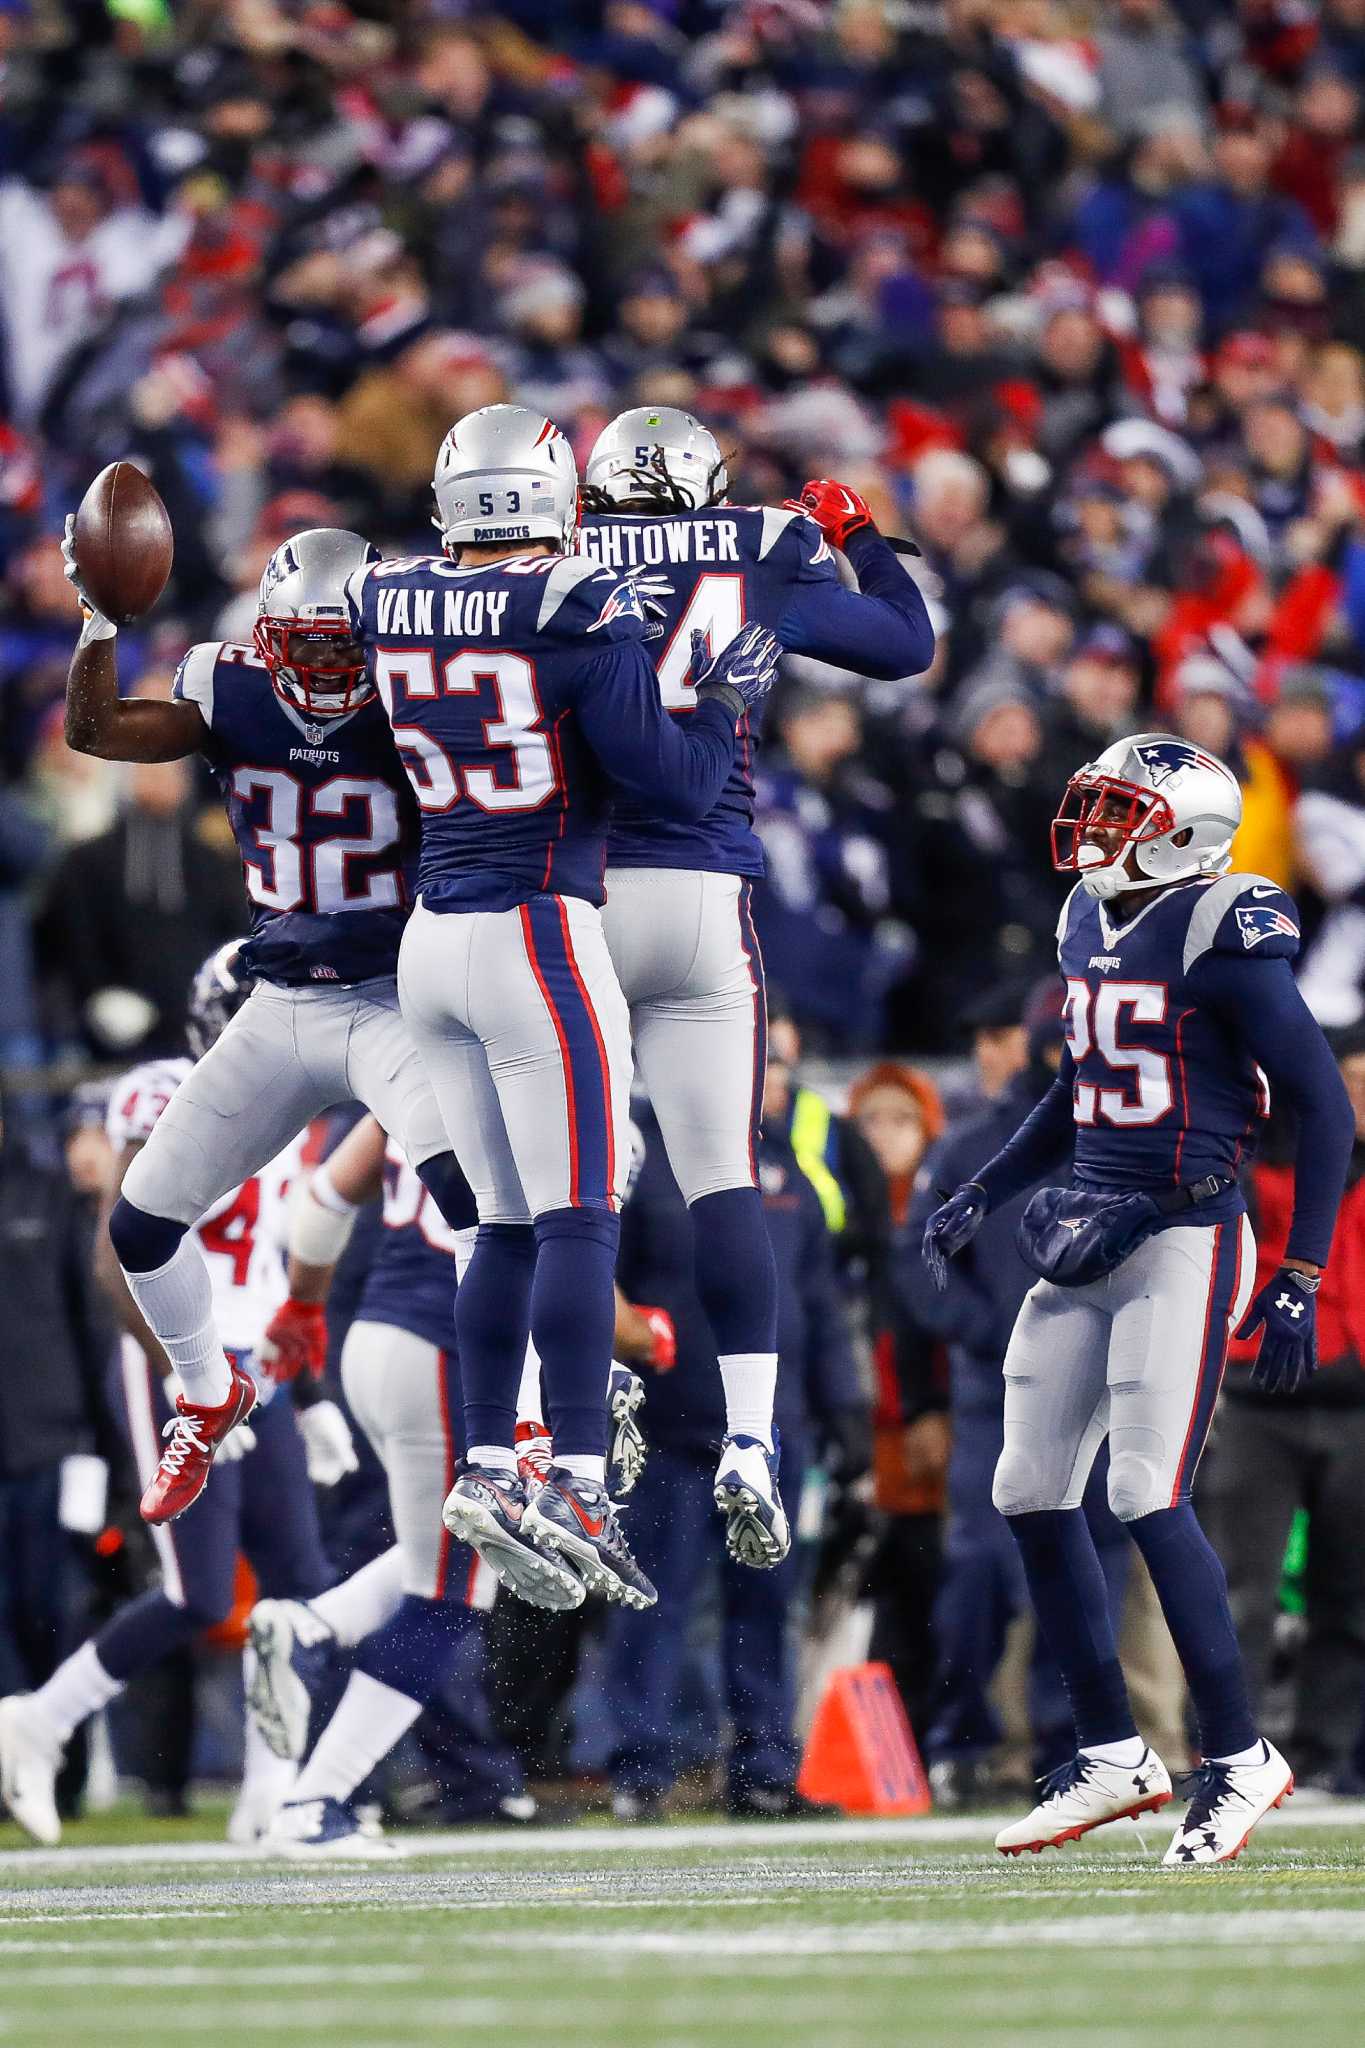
<box><xmin>1236</xmin><ymin>904</ymin><xmax>1300</xmax><ymax>949</ymax></box>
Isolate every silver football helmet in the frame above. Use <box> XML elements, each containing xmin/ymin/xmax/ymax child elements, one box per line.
<box><xmin>1052</xmin><ymin>732</ymin><xmax>1242</xmax><ymax>901</ymax></box>
<box><xmin>433</xmin><ymin>404</ymin><xmax>578</xmax><ymax>553</ymax></box>
<box><xmin>255</xmin><ymin>527</ymin><xmax>380</xmax><ymax>718</ymax></box>
<box><xmin>584</xmin><ymin>405</ymin><xmax>728</xmax><ymax>512</ymax></box>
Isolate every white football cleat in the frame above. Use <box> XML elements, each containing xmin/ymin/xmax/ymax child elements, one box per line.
<box><xmin>263</xmin><ymin>1796</ymin><xmax>399</xmax><ymax>1859</ymax></box>
<box><xmin>1162</xmin><ymin>1740</ymin><xmax>1293</xmax><ymax>1867</ymax></box>
<box><xmin>227</xmin><ymin>1768</ymin><xmax>296</xmax><ymax>1848</ymax></box>
<box><xmin>713</xmin><ymin>1434</ymin><xmax>790</xmax><ymax>1568</ymax></box>
<box><xmin>247</xmin><ymin>1599</ymin><xmax>335</xmax><ymax>1762</ymax></box>
<box><xmin>995</xmin><ymin>1747</ymin><xmax>1172</xmax><ymax>1856</ymax></box>
<box><xmin>0</xmin><ymin>1696</ymin><xmax>63</xmax><ymax>1847</ymax></box>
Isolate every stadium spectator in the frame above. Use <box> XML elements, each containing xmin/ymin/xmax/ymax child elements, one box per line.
<box><xmin>1208</xmin><ymin>1025</ymin><xmax>1365</xmax><ymax>1790</ymax></box>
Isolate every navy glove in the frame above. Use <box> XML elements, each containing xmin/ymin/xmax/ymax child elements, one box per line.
<box><xmin>922</xmin><ymin>1181</ymin><xmax>988</xmax><ymax>1291</ymax></box>
<box><xmin>1237</xmin><ymin>1267</ymin><xmax>1320</xmax><ymax>1394</ymax></box>
<box><xmin>693</xmin><ymin>622</ymin><xmax>781</xmax><ymax>718</ymax></box>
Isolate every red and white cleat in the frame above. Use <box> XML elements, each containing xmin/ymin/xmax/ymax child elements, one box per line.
<box><xmin>995</xmin><ymin>1747</ymin><xmax>1173</xmax><ymax>1856</ymax></box>
<box><xmin>515</xmin><ymin>1419</ymin><xmax>553</xmax><ymax>1496</ymax></box>
<box><xmin>140</xmin><ymin>1363</ymin><xmax>257</xmax><ymax>1525</ymax></box>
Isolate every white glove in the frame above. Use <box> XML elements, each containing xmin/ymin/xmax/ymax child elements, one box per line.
<box><xmin>298</xmin><ymin>1399</ymin><xmax>359</xmax><ymax>1486</ymax></box>
<box><xmin>62</xmin><ymin>512</ymin><xmax>117</xmax><ymax>644</ymax></box>
<box><xmin>625</xmin><ymin>571</ymin><xmax>674</xmax><ymax>621</ymax></box>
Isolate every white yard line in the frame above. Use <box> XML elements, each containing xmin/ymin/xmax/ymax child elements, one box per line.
<box><xmin>2</xmin><ymin>1799</ymin><xmax>1363</xmax><ymax>1872</ymax></box>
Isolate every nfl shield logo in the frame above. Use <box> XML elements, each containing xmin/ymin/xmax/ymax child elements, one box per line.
<box><xmin>305</xmin><ymin>723</ymin><xmax>325</xmax><ymax>746</ymax></box>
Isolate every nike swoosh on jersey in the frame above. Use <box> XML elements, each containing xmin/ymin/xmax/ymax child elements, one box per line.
<box><xmin>1250</xmin><ymin>885</ymin><xmax>1279</xmax><ymax>898</ymax></box>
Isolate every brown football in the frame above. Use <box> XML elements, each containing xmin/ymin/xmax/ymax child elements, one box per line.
<box><xmin>72</xmin><ymin>462</ymin><xmax>174</xmax><ymax>625</ymax></box>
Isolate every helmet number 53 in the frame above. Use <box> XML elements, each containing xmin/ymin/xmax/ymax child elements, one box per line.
<box><xmin>1064</xmin><ymin>978</ymin><xmax>1173</xmax><ymax>1127</ymax></box>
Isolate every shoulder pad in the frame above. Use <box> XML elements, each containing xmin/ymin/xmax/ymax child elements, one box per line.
<box><xmin>344</xmin><ymin>560</ymin><xmax>380</xmax><ymax>627</ymax></box>
<box><xmin>172</xmin><ymin>641</ymin><xmax>226</xmax><ymax>723</ymax></box>
<box><xmin>538</xmin><ymin>557</ymin><xmax>645</xmax><ymax>641</ymax></box>
<box><xmin>1182</xmin><ymin>874</ymin><xmax>1302</xmax><ymax>973</ymax></box>
<box><xmin>758</xmin><ymin>505</ymin><xmax>836</xmax><ymax>579</ymax></box>
<box><xmin>106</xmin><ymin>1058</ymin><xmax>191</xmax><ymax>1150</ymax></box>
<box><xmin>1056</xmin><ymin>882</ymin><xmax>1086</xmax><ymax>953</ymax></box>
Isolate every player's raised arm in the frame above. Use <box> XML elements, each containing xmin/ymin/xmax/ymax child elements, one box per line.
<box><xmin>774</xmin><ymin>482</ymin><xmax>936</xmax><ymax>678</ymax></box>
<box><xmin>573</xmin><ymin>618</ymin><xmax>780</xmax><ymax>822</ymax></box>
<box><xmin>61</xmin><ymin>504</ymin><xmax>206</xmax><ymax>760</ymax></box>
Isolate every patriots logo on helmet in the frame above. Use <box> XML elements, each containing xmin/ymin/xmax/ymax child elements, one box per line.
<box><xmin>1236</xmin><ymin>904</ymin><xmax>1300</xmax><ymax>949</ymax></box>
<box><xmin>1132</xmin><ymin>739</ymin><xmax>1223</xmax><ymax>787</ymax></box>
<box><xmin>586</xmin><ymin>578</ymin><xmax>646</xmax><ymax>632</ymax></box>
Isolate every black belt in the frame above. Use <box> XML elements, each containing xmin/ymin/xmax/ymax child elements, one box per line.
<box><xmin>1152</xmin><ymin>1174</ymin><xmax>1234</xmax><ymax>1217</ymax></box>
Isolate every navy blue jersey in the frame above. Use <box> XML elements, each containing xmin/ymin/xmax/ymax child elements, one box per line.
<box><xmin>172</xmin><ymin>640</ymin><xmax>419</xmax><ymax>986</ymax></box>
<box><xmin>348</xmin><ymin>551</ymin><xmax>738</xmax><ymax>913</ymax></box>
<box><xmin>354</xmin><ymin>1140</ymin><xmax>457</xmax><ymax>1353</ymax></box>
<box><xmin>579</xmin><ymin>506</ymin><xmax>934</xmax><ymax>875</ymax></box>
<box><xmin>1057</xmin><ymin>872</ymin><xmax>1302</xmax><ymax>1222</ymax></box>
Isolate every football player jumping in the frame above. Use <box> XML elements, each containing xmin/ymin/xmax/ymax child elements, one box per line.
<box><xmin>247</xmin><ymin>1112</ymin><xmax>654</xmax><ymax>1855</ymax></box>
<box><xmin>579</xmin><ymin>407</ymin><xmax>935</xmax><ymax>1565</ymax></box>
<box><xmin>0</xmin><ymin>946</ymin><xmax>375</xmax><ymax>1849</ymax></box>
<box><xmin>923</xmin><ymin>734</ymin><xmax>1353</xmax><ymax>1866</ymax></box>
<box><xmin>62</xmin><ymin>526</ymin><xmax>477</xmax><ymax>1526</ymax></box>
<box><xmin>348</xmin><ymin>403</ymin><xmax>779</xmax><ymax>1613</ymax></box>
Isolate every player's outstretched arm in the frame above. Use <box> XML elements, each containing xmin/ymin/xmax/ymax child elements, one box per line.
<box><xmin>65</xmin><ymin>641</ymin><xmax>207</xmax><ymax>761</ymax></box>
<box><xmin>62</xmin><ymin>517</ymin><xmax>205</xmax><ymax>761</ymax></box>
<box><xmin>921</xmin><ymin>1056</ymin><xmax>1077</xmax><ymax>1285</ymax></box>
<box><xmin>261</xmin><ymin>1114</ymin><xmax>388</xmax><ymax>1384</ymax></box>
<box><xmin>779</xmin><ymin>482</ymin><xmax>936</xmax><ymax>679</ymax></box>
<box><xmin>574</xmin><ymin>636</ymin><xmax>758</xmax><ymax>822</ymax></box>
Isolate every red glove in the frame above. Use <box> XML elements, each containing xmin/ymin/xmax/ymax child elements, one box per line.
<box><xmin>638</xmin><ymin>1306</ymin><xmax>677</xmax><ymax>1372</ymax></box>
<box><xmin>784</xmin><ymin>478</ymin><xmax>876</xmax><ymax>551</ymax></box>
<box><xmin>259</xmin><ymin>1299</ymin><xmax>327</xmax><ymax>1384</ymax></box>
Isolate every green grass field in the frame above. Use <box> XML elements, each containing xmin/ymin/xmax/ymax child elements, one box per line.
<box><xmin>3</xmin><ymin>1806</ymin><xmax>1365</xmax><ymax>2047</ymax></box>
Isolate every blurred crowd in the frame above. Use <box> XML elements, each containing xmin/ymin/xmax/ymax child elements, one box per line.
<box><xmin>6</xmin><ymin>0</ymin><xmax>1365</xmax><ymax>1824</ymax></box>
<box><xmin>6</xmin><ymin>0</ymin><xmax>1365</xmax><ymax>1064</ymax></box>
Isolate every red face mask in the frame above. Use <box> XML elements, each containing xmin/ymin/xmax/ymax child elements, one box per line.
<box><xmin>254</xmin><ymin>614</ymin><xmax>371</xmax><ymax>717</ymax></box>
<box><xmin>1051</xmin><ymin>771</ymin><xmax>1175</xmax><ymax>875</ymax></box>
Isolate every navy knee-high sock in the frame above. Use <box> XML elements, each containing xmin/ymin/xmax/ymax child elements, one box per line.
<box><xmin>355</xmin><ymin>1595</ymin><xmax>477</xmax><ymax>1702</ymax></box>
<box><xmin>690</xmin><ymin>1187</ymin><xmax>778</xmax><ymax>1355</ymax></box>
<box><xmin>1125</xmin><ymin>1504</ymin><xmax>1255</xmax><ymax>1759</ymax></box>
<box><xmin>454</xmin><ymin>1223</ymin><xmax>535</xmax><ymax>1452</ymax></box>
<box><xmin>95</xmin><ymin>1591</ymin><xmax>204</xmax><ymax>1681</ymax></box>
<box><xmin>1007</xmin><ymin>1509</ymin><xmax>1138</xmax><ymax>1749</ymax></box>
<box><xmin>532</xmin><ymin>1207</ymin><xmax>620</xmax><ymax>1458</ymax></box>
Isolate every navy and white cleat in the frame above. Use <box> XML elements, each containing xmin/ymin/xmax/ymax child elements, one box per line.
<box><xmin>263</xmin><ymin>1797</ymin><xmax>398</xmax><ymax>1860</ymax></box>
<box><xmin>1162</xmin><ymin>1740</ymin><xmax>1293</xmax><ymax>1867</ymax></box>
<box><xmin>522</xmin><ymin>1467</ymin><xmax>658</xmax><ymax>1609</ymax></box>
<box><xmin>246</xmin><ymin>1599</ymin><xmax>336</xmax><ymax>1762</ymax></box>
<box><xmin>607</xmin><ymin>1365</ymin><xmax>649</xmax><ymax>1498</ymax></box>
<box><xmin>713</xmin><ymin>1433</ymin><xmax>790</xmax><ymax>1568</ymax></box>
<box><xmin>995</xmin><ymin>1748</ymin><xmax>1173</xmax><ymax>1856</ymax></box>
<box><xmin>442</xmin><ymin>1462</ymin><xmax>586</xmax><ymax>1611</ymax></box>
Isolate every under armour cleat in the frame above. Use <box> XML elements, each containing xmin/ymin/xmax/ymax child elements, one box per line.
<box><xmin>607</xmin><ymin>1364</ymin><xmax>649</xmax><ymax>1498</ymax></box>
<box><xmin>263</xmin><ymin>1796</ymin><xmax>398</xmax><ymax>1859</ymax></box>
<box><xmin>247</xmin><ymin>1599</ymin><xmax>336</xmax><ymax>1762</ymax></box>
<box><xmin>995</xmin><ymin>1747</ymin><xmax>1173</xmax><ymax>1856</ymax></box>
<box><xmin>140</xmin><ymin>1362</ymin><xmax>257</xmax><ymax>1525</ymax></box>
<box><xmin>713</xmin><ymin>1433</ymin><xmax>791</xmax><ymax>1568</ymax></box>
<box><xmin>0</xmin><ymin>1697</ymin><xmax>62</xmax><ymax>1846</ymax></box>
<box><xmin>1162</xmin><ymin>1740</ymin><xmax>1293</xmax><ymax>1867</ymax></box>
<box><xmin>515</xmin><ymin>1419</ymin><xmax>553</xmax><ymax>1496</ymax></box>
<box><xmin>522</xmin><ymin>1467</ymin><xmax>658</xmax><ymax>1609</ymax></box>
<box><xmin>442</xmin><ymin>1463</ymin><xmax>585</xmax><ymax>1611</ymax></box>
